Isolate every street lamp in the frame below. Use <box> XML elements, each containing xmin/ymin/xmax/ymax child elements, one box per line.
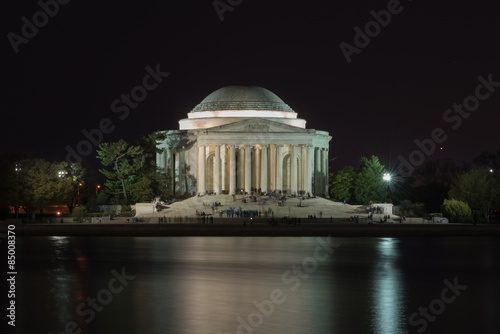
<box><xmin>383</xmin><ymin>173</ymin><xmax>391</xmax><ymax>181</ymax></box>
<box><xmin>96</xmin><ymin>185</ymin><xmax>101</xmax><ymax>195</ymax></box>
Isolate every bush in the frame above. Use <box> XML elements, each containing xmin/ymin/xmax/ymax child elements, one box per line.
<box><xmin>72</xmin><ymin>206</ymin><xmax>89</xmax><ymax>223</ymax></box>
<box><xmin>441</xmin><ymin>199</ymin><xmax>473</xmax><ymax>223</ymax></box>
<box><xmin>84</xmin><ymin>192</ymin><xmax>110</xmax><ymax>213</ymax></box>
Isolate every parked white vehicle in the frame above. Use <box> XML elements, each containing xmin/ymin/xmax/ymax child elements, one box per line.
<box><xmin>432</xmin><ymin>217</ymin><xmax>449</xmax><ymax>223</ymax></box>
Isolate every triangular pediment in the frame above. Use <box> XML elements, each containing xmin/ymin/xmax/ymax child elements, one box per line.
<box><xmin>206</xmin><ymin>118</ymin><xmax>308</xmax><ymax>133</ymax></box>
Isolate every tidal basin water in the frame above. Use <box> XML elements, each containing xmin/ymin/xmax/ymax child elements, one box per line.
<box><xmin>12</xmin><ymin>236</ymin><xmax>500</xmax><ymax>334</ymax></box>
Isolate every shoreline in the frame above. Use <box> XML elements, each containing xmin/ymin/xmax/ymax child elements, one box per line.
<box><xmin>2</xmin><ymin>223</ymin><xmax>500</xmax><ymax>237</ymax></box>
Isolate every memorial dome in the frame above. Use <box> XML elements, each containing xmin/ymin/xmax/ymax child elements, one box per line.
<box><xmin>190</xmin><ymin>85</ymin><xmax>295</xmax><ymax>113</ymax></box>
<box><xmin>180</xmin><ymin>85</ymin><xmax>305</xmax><ymax>130</ymax></box>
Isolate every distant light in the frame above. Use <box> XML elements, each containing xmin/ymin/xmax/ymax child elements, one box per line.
<box><xmin>440</xmin><ymin>147</ymin><xmax>443</xmax><ymax>150</ymax></box>
<box><xmin>490</xmin><ymin>169</ymin><xmax>494</xmax><ymax>173</ymax></box>
<box><xmin>57</xmin><ymin>211</ymin><xmax>61</xmax><ymax>216</ymax></box>
<box><xmin>383</xmin><ymin>173</ymin><xmax>391</xmax><ymax>181</ymax></box>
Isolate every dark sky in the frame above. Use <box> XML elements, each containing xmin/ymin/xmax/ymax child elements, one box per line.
<box><xmin>4</xmin><ymin>0</ymin><xmax>500</xmax><ymax>173</ymax></box>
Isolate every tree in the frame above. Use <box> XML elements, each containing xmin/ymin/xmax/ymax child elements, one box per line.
<box><xmin>330</xmin><ymin>166</ymin><xmax>355</xmax><ymax>202</ymax></box>
<box><xmin>85</xmin><ymin>191</ymin><xmax>110</xmax><ymax>213</ymax></box>
<box><xmin>441</xmin><ymin>198</ymin><xmax>473</xmax><ymax>223</ymax></box>
<box><xmin>354</xmin><ymin>155</ymin><xmax>388</xmax><ymax>204</ymax></box>
<box><xmin>128</xmin><ymin>176</ymin><xmax>154</xmax><ymax>203</ymax></box>
<box><xmin>53</xmin><ymin>162</ymin><xmax>86</xmax><ymax>213</ymax></box>
<box><xmin>17</xmin><ymin>159</ymin><xmax>63</xmax><ymax>219</ymax></box>
<box><xmin>410</xmin><ymin>159</ymin><xmax>466</xmax><ymax>212</ymax></box>
<box><xmin>448</xmin><ymin>169</ymin><xmax>500</xmax><ymax>223</ymax></box>
<box><xmin>97</xmin><ymin>132</ymin><xmax>170</xmax><ymax>203</ymax></box>
<box><xmin>0</xmin><ymin>151</ymin><xmax>35</xmax><ymax>218</ymax></box>
<box><xmin>97</xmin><ymin>140</ymin><xmax>144</xmax><ymax>202</ymax></box>
<box><xmin>0</xmin><ymin>161</ymin><xmax>15</xmax><ymax>219</ymax></box>
<box><xmin>135</xmin><ymin>131</ymin><xmax>169</xmax><ymax>200</ymax></box>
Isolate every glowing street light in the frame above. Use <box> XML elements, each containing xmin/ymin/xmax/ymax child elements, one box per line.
<box><xmin>383</xmin><ymin>173</ymin><xmax>391</xmax><ymax>181</ymax></box>
<box><xmin>96</xmin><ymin>185</ymin><xmax>101</xmax><ymax>195</ymax></box>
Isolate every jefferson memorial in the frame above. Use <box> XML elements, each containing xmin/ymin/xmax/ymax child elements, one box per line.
<box><xmin>156</xmin><ymin>85</ymin><xmax>332</xmax><ymax>197</ymax></box>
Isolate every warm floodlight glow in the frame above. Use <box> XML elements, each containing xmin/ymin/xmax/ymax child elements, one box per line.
<box><xmin>383</xmin><ymin>173</ymin><xmax>391</xmax><ymax>181</ymax></box>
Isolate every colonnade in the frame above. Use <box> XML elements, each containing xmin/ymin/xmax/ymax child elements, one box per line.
<box><xmin>192</xmin><ymin>143</ymin><xmax>329</xmax><ymax>196</ymax></box>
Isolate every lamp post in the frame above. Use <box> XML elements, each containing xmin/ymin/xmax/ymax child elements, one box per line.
<box><xmin>14</xmin><ymin>163</ymin><xmax>21</xmax><ymax>219</ymax></box>
<box><xmin>96</xmin><ymin>185</ymin><xmax>101</xmax><ymax>195</ymax></box>
<box><xmin>77</xmin><ymin>183</ymin><xmax>82</xmax><ymax>206</ymax></box>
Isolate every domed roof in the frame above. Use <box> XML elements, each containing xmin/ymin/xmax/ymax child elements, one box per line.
<box><xmin>191</xmin><ymin>85</ymin><xmax>295</xmax><ymax>112</ymax></box>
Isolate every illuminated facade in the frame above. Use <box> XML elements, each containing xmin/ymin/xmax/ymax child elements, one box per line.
<box><xmin>156</xmin><ymin>85</ymin><xmax>331</xmax><ymax>196</ymax></box>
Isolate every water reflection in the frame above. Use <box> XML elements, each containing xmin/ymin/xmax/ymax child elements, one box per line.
<box><xmin>46</xmin><ymin>236</ymin><xmax>74</xmax><ymax>329</ymax></box>
<box><xmin>14</xmin><ymin>236</ymin><xmax>500</xmax><ymax>334</ymax></box>
<box><xmin>371</xmin><ymin>237</ymin><xmax>407</xmax><ymax>334</ymax></box>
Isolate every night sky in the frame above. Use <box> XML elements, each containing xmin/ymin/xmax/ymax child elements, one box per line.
<box><xmin>4</xmin><ymin>0</ymin><xmax>500</xmax><ymax>173</ymax></box>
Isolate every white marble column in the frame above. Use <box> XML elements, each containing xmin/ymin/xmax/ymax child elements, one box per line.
<box><xmin>165</xmin><ymin>147</ymin><xmax>172</xmax><ymax>195</ymax></box>
<box><xmin>229</xmin><ymin>145</ymin><xmax>236</xmax><ymax>195</ymax></box>
<box><xmin>164</xmin><ymin>147</ymin><xmax>171</xmax><ymax>173</ymax></box>
<box><xmin>221</xmin><ymin>145</ymin><xmax>226</xmax><ymax>192</ymax></box>
<box><xmin>271</xmin><ymin>145</ymin><xmax>276</xmax><ymax>191</ymax></box>
<box><xmin>160</xmin><ymin>150</ymin><xmax>166</xmax><ymax>170</ymax></box>
<box><xmin>291</xmin><ymin>145</ymin><xmax>298</xmax><ymax>195</ymax></box>
<box><xmin>323</xmin><ymin>148</ymin><xmax>329</xmax><ymax>198</ymax></box>
<box><xmin>214</xmin><ymin>144</ymin><xmax>221</xmax><ymax>195</ymax></box>
<box><xmin>179</xmin><ymin>148</ymin><xmax>185</xmax><ymax>194</ymax></box>
<box><xmin>276</xmin><ymin>145</ymin><xmax>283</xmax><ymax>193</ymax></box>
<box><xmin>244</xmin><ymin>145</ymin><xmax>252</xmax><ymax>194</ymax></box>
<box><xmin>156</xmin><ymin>151</ymin><xmax>162</xmax><ymax>169</ymax></box>
<box><xmin>300</xmin><ymin>145</ymin><xmax>305</xmax><ymax>193</ymax></box>
<box><xmin>315</xmin><ymin>147</ymin><xmax>321</xmax><ymax>195</ymax></box>
<box><xmin>198</xmin><ymin>145</ymin><xmax>206</xmax><ymax>195</ymax></box>
<box><xmin>254</xmin><ymin>147</ymin><xmax>260</xmax><ymax>191</ymax></box>
<box><xmin>261</xmin><ymin>145</ymin><xmax>268</xmax><ymax>193</ymax></box>
<box><xmin>306</xmin><ymin>145</ymin><xmax>313</xmax><ymax>195</ymax></box>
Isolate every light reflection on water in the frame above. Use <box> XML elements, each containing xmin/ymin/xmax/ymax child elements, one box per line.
<box><xmin>371</xmin><ymin>237</ymin><xmax>406</xmax><ymax>334</ymax></box>
<box><xmin>13</xmin><ymin>236</ymin><xmax>500</xmax><ymax>334</ymax></box>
